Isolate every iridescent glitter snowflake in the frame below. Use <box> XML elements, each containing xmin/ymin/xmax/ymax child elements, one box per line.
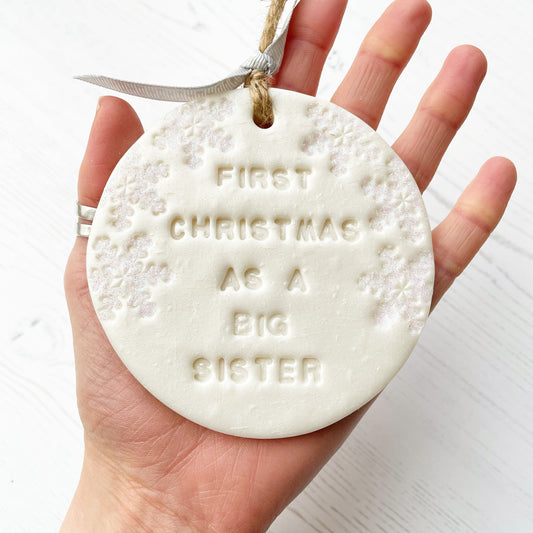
<box><xmin>89</xmin><ymin>234</ymin><xmax>172</xmax><ymax>320</ymax></box>
<box><xmin>102</xmin><ymin>156</ymin><xmax>170</xmax><ymax>231</ymax></box>
<box><xmin>358</xmin><ymin>246</ymin><xmax>433</xmax><ymax>335</ymax></box>
<box><xmin>301</xmin><ymin>102</ymin><xmax>373</xmax><ymax>177</ymax></box>
<box><xmin>361</xmin><ymin>158</ymin><xmax>426</xmax><ymax>243</ymax></box>
<box><xmin>153</xmin><ymin>97</ymin><xmax>234</xmax><ymax>168</ymax></box>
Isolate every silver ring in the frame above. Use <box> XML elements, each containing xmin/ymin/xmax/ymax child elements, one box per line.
<box><xmin>77</xmin><ymin>222</ymin><xmax>92</xmax><ymax>237</ymax></box>
<box><xmin>77</xmin><ymin>203</ymin><xmax>96</xmax><ymax>221</ymax></box>
<box><xmin>76</xmin><ymin>202</ymin><xmax>96</xmax><ymax>237</ymax></box>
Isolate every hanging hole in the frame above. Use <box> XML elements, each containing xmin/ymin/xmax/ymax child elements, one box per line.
<box><xmin>253</xmin><ymin>112</ymin><xmax>274</xmax><ymax>129</ymax></box>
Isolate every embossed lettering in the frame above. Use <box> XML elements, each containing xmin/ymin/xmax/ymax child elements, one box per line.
<box><xmin>249</xmin><ymin>167</ymin><xmax>267</xmax><ymax>188</ymax></box>
<box><xmin>216</xmin><ymin>218</ymin><xmax>234</xmax><ymax>240</ymax></box>
<box><xmin>170</xmin><ymin>216</ymin><xmax>185</xmax><ymax>240</ymax></box>
<box><xmin>250</xmin><ymin>218</ymin><xmax>268</xmax><ymax>240</ymax></box>
<box><xmin>255</xmin><ymin>357</ymin><xmax>273</xmax><ymax>381</ymax></box>
<box><xmin>192</xmin><ymin>216</ymin><xmax>210</xmax><ymax>238</ymax></box>
<box><xmin>229</xmin><ymin>358</ymin><xmax>248</xmax><ymax>383</ymax></box>
<box><xmin>287</xmin><ymin>269</ymin><xmax>307</xmax><ymax>292</ymax></box>
<box><xmin>217</xmin><ymin>166</ymin><xmax>233</xmax><ymax>186</ymax></box>
<box><xmin>341</xmin><ymin>219</ymin><xmax>359</xmax><ymax>241</ymax></box>
<box><xmin>220</xmin><ymin>268</ymin><xmax>240</xmax><ymax>291</ymax></box>
<box><xmin>215</xmin><ymin>166</ymin><xmax>312</xmax><ymax>190</ymax></box>
<box><xmin>192</xmin><ymin>356</ymin><xmax>322</xmax><ymax>384</ymax></box>
<box><xmin>217</xmin><ymin>357</ymin><xmax>225</xmax><ymax>382</ymax></box>
<box><xmin>279</xmin><ymin>358</ymin><xmax>296</xmax><ymax>383</ymax></box>
<box><xmin>302</xmin><ymin>358</ymin><xmax>321</xmax><ymax>383</ymax></box>
<box><xmin>170</xmin><ymin>216</ymin><xmax>359</xmax><ymax>242</ymax></box>
<box><xmin>267</xmin><ymin>313</ymin><xmax>288</xmax><ymax>336</ymax></box>
<box><xmin>272</xmin><ymin>168</ymin><xmax>289</xmax><ymax>189</ymax></box>
<box><xmin>244</xmin><ymin>268</ymin><xmax>262</xmax><ymax>290</ymax></box>
<box><xmin>274</xmin><ymin>217</ymin><xmax>291</xmax><ymax>240</ymax></box>
<box><xmin>192</xmin><ymin>357</ymin><xmax>211</xmax><ymax>381</ymax></box>
<box><xmin>233</xmin><ymin>312</ymin><xmax>252</xmax><ymax>335</ymax></box>
<box><xmin>220</xmin><ymin>268</ymin><xmax>262</xmax><ymax>291</ymax></box>
<box><xmin>295</xmin><ymin>168</ymin><xmax>311</xmax><ymax>188</ymax></box>
<box><xmin>238</xmin><ymin>218</ymin><xmax>247</xmax><ymax>239</ymax></box>
<box><xmin>319</xmin><ymin>218</ymin><xmax>338</xmax><ymax>241</ymax></box>
<box><xmin>233</xmin><ymin>312</ymin><xmax>288</xmax><ymax>336</ymax></box>
<box><xmin>296</xmin><ymin>219</ymin><xmax>317</xmax><ymax>241</ymax></box>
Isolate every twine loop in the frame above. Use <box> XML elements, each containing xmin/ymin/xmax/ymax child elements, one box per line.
<box><xmin>244</xmin><ymin>69</ymin><xmax>272</xmax><ymax>128</ymax></box>
<box><xmin>246</xmin><ymin>0</ymin><xmax>288</xmax><ymax>128</ymax></box>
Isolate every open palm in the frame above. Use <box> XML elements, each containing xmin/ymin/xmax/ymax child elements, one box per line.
<box><xmin>62</xmin><ymin>1</ymin><xmax>516</xmax><ymax>531</ymax></box>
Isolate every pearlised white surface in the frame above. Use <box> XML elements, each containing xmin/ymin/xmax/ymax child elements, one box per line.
<box><xmin>87</xmin><ymin>90</ymin><xmax>433</xmax><ymax>437</ymax></box>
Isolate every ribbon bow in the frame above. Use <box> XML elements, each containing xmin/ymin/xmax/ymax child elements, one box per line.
<box><xmin>76</xmin><ymin>0</ymin><xmax>299</xmax><ymax>102</ymax></box>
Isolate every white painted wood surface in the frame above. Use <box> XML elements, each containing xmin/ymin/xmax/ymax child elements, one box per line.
<box><xmin>1</xmin><ymin>0</ymin><xmax>531</xmax><ymax>531</ymax></box>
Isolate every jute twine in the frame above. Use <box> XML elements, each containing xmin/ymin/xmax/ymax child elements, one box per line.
<box><xmin>245</xmin><ymin>0</ymin><xmax>288</xmax><ymax>128</ymax></box>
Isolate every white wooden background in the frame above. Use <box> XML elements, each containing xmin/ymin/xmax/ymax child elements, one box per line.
<box><xmin>1</xmin><ymin>0</ymin><xmax>532</xmax><ymax>531</ymax></box>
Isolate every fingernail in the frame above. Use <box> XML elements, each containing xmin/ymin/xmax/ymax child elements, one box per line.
<box><xmin>96</xmin><ymin>96</ymin><xmax>104</xmax><ymax>114</ymax></box>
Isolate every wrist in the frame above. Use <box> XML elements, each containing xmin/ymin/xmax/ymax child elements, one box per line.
<box><xmin>60</xmin><ymin>443</ymin><xmax>202</xmax><ymax>533</ymax></box>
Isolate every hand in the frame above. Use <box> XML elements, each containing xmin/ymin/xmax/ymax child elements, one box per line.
<box><xmin>62</xmin><ymin>0</ymin><xmax>516</xmax><ymax>531</ymax></box>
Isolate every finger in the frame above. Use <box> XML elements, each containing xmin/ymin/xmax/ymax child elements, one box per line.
<box><xmin>78</xmin><ymin>96</ymin><xmax>144</xmax><ymax>207</ymax></box>
<box><xmin>431</xmin><ymin>157</ymin><xmax>516</xmax><ymax>310</ymax></box>
<box><xmin>66</xmin><ymin>97</ymin><xmax>143</xmax><ymax>308</ymax></box>
<box><xmin>393</xmin><ymin>45</ymin><xmax>487</xmax><ymax>192</ymax></box>
<box><xmin>331</xmin><ymin>0</ymin><xmax>431</xmax><ymax>129</ymax></box>
<box><xmin>273</xmin><ymin>0</ymin><xmax>348</xmax><ymax>95</ymax></box>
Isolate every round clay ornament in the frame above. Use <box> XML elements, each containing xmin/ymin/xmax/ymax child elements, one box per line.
<box><xmin>86</xmin><ymin>89</ymin><xmax>434</xmax><ymax>438</ymax></box>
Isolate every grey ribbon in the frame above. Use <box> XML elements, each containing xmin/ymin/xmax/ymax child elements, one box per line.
<box><xmin>76</xmin><ymin>0</ymin><xmax>299</xmax><ymax>102</ymax></box>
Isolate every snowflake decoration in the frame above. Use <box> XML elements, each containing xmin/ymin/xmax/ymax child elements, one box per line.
<box><xmin>301</xmin><ymin>103</ymin><xmax>427</xmax><ymax>243</ymax></box>
<box><xmin>102</xmin><ymin>156</ymin><xmax>170</xmax><ymax>231</ymax></box>
<box><xmin>153</xmin><ymin>97</ymin><xmax>234</xmax><ymax>168</ymax></box>
<box><xmin>89</xmin><ymin>234</ymin><xmax>172</xmax><ymax>321</ymax></box>
<box><xmin>358</xmin><ymin>246</ymin><xmax>433</xmax><ymax>335</ymax></box>
<box><xmin>301</xmin><ymin>102</ymin><xmax>372</xmax><ymax>177</ymax></box>
<box><xmin>361</xmin><ymin>158</ymin><xmax>426</xmax><ymax>243</ymax></box>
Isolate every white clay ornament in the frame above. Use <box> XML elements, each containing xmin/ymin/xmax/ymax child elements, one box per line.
<box><xmin>86</xmin><ymin>88</ymin><xmax>434</xmax><ymax>438</ymax></box>
<box><xmin>81</xmin><ymin>0</ymin><xmax>434</xmax><ymax>438</ymax></box>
